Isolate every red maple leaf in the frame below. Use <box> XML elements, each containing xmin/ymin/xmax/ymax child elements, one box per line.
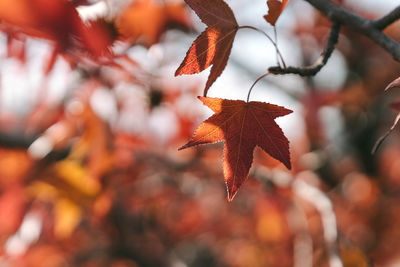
<box><xmin>264</xmin><ymin>0</ymin><xmax>290</xmax><ymax>26</ymax></box>
<box><xmin>179</xmin><ymin>97</ymin><xmax>292</xmax><ymax>201</ymax></box>
<box><xmin>175</xmin><ymin>0</ymin><xmax>238</xmax><ymax>96</ymax></box>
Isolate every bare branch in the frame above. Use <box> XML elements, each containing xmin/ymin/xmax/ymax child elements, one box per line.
<box><xmin>373</xmin><ymin>6</ymin><xmax>400</xmax><ymax>30</ymax></box>
<box><xmin>302</xmin><ymin>0</ymin><xmax>400</xmax><ymax>61</ymax></box>
<box><xmin>268</xmin><ymin>21</ymin><xmax>340</xmax><ymax>76</ymax></box>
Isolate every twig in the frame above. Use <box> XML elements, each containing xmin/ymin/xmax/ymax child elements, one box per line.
<box><xmin>268</xmin><ymin>21</ymin><xmax>341</xmax><ymax>76</ymax></box>
<box><xmin>238</xmin><ymin>26</ymin><xmax>286</xmax><ymax>70</ymax></box>
<box><xmin>273</xmin><ymin>27</ymin><xmax>281</xmax><ymax>68</ymax></box>
<box><xmin>373</xmin><ymin>6</ymin><xmax>400</xmax><ymax>30</ymax></box>
<box><xmin>371</xmin><ymin>112</ymin><xmax>400</xmax><ymax>154</ymax></box>
<box><xmin>246</xmin><ymin>72</ymin><xmax>270</xmax><ymax>102</ymax></box>
<box><xmin>229</xmin><ymin>57</ymin><xmax>301</xmax><ymax>101</ymax></box>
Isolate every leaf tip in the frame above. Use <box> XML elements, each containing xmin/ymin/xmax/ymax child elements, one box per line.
<box><xmin>174</xmin><ymin>67</ymin><xmax>182</xmax><ymax>77</ymax></box>
<box><xmin>178</xmin><ymin>143</ymin><xmax>189</xmax><ymax>151</ymax></box>
<box><xmin>285</xmin><ymin>161</ymin><xmax>292</xmax><ymax>170</ymax></box>
<box><xmin>197</xmin><ymin>95</ymin><xmax>207</xmax><ymax>103</ymax></box>
<box><xmin>227</xmin><ymin>188</ymin><xmax>238</xmax><ymax>202</ymax></box>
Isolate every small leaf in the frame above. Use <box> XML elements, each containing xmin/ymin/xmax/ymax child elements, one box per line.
<box><xmin>175</xmin><ymin>0</ymin><xmax>238</xmax><ymax>96</ymax></box>
<box><xmin>264</xmin><ymin>0</ymin><xmax>290</xmax><ymax>26</ymax></box>
<box><xmin>385</xmin><ymin>76</ymin><xmax>400</xmax><ymax>91</ymax></box>
<box><xmin>179</xmin><ymin>97</ymin><xmax>292</xmax><ymax>201</ymax></box>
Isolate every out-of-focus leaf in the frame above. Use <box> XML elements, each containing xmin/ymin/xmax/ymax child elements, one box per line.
<box><xmin>11</xmin><ymin>245</ymin><xmax>66</xmax><ymax>266</ymax></box>
<box><xmin>56</xmin><ymin>160</ymin><xmax>101</xmax><ymax>196</ymax></box>
<box><xmin>28</xmin><ymin>181</ymin><xmax>59</xmax><ymax>201</ymax></box>
<box><xmin>0</xmin><ymin>185</ymin><xmax>25</xmax><ymax>236</ymax></box>
<box><xmin>0</xmin><ymin>149</ymin><xmax>32</xmax><ymax>186</ymax></box>
<box><xmin>0</xmin><ymin>0</ymin><xmax>83</xmax><ymax>50</ymax></box>
<box><xmin>54</xmin><ymin>198</ymin><xmax>81</xmax><ymax>239</ymax></box>
<box><xmin>339</xmin><ymin>241</ymin><xmax>370</xmax><ymax>267</ymax></box>
<box><xmin>79</xmin><ymin>18</ymin><xmax>117</xmax><ymax>58</ymax></box>
<box><xmin>116</xmin><ymin>0</ymin><xmax>191</xmax><ymax>47</ymax></box>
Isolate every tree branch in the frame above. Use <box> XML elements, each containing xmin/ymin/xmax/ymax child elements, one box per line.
<box><xmin>253</xmin><ymin>168</ymin><xmax>343</xmax><ymax>267</ymax></box>
<box><xmin>302</xmin><ymin>0</ymin><xmax>400</xmax><ymax>61</ymax></box>
<box><xmin>268</xmin><ymin>21</ymin><xmax>341</xmax><ymax>76</ymax></box>
<box><xmin>373</xmin><ymin>6</ymin><xmax>400</xmax><ymax>30</ymax></box>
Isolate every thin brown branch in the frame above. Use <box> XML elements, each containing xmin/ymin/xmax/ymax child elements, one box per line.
<box><xmin>268</xmin><ymin>21</ymin><xmax>341</xmax><ymax>76</ymax></box>
<box><xmin>373</xmin><ymin>5</ymin><xmax>400</xmax><ymax>30</ymax></box>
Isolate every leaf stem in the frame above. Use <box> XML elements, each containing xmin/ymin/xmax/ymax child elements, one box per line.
<box><xmin>273</xmin><ymin>26</ymin><xmax>280</xmax><ymax>67</ymax></box>
<box><xmin>239</xmin><ymin>25</ymin><xmax>286</xmax><ymax>69</ymax></box>
<box><xmin>273</xmin><ymin>26</ymin><xmax>287</xmax><ymax>69</ymax></box>
<box><xmin>246</xmin><ymin>72</ymin><xmax>270</xmax><ymax>102</ymax></box>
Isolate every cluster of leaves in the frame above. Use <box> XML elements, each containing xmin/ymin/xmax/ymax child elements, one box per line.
<box><xmin>176</xmin><ymin>0</ymin><xmax>292</xmax><ymax>200</ymax></box>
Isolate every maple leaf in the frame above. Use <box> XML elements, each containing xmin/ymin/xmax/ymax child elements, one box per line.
<box><xmin>179</xmin><ymin>97</ymin><xmax>292</xmax><ymax>201</ymax></box>
<box><xmin>264</xmin><ymin>0</ymin><xmax>290</xmax><ymax>26</ymax></box>
<box><xmin>175</xmin><ymin>0</ymin><xmax>238</xmax><ymax>96</ymax></box>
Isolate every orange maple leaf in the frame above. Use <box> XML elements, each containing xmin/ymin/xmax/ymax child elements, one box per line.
<box><xmin>179</xmin><ymin>97</ymin><xmax>292</xmax><ymax>201</ymax></box>
<box><xmin>264</xmin><ymin>0</ymin><xmax>290</xmax><ymax>26</ymax></box>
<box><xmin>175</xmin><ymin>0</ymin><xmax>238</xmax><ymax>96</ymax></box>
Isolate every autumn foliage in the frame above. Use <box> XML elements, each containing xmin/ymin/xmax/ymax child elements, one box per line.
<box><xmin>0</xmin><ymin>0</ymin><xmax>400</xmax><ymax>266</ymax></box>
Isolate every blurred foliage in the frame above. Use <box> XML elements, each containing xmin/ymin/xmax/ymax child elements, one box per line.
<box><xmin>0</xmin><ymin>0</ymin><xmax>399</xmax><ymax>267</ymax></box>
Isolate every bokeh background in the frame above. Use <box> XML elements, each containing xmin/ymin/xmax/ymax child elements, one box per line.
<box><xmin>0</xmin><ymin>0</ymin><xmax>400</xmax><ymax>266</ymax></box>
